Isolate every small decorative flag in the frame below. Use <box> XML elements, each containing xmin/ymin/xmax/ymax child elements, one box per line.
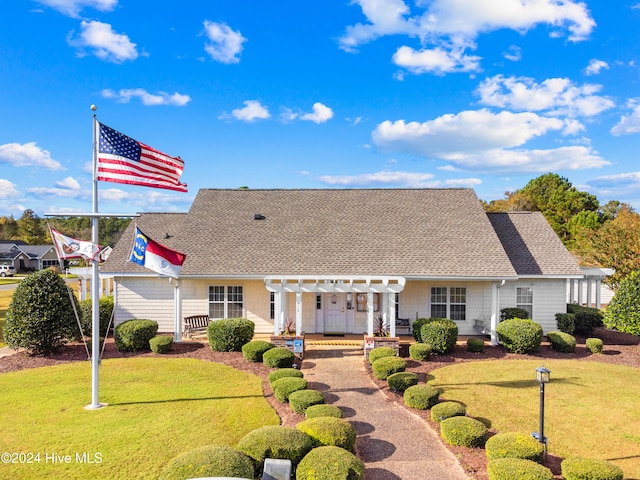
<box><xmin>50</xmin><ymin>227</ymin><xmax>103</xmax><ymax>261</ymax></box>
<box><xmin>97</xmin><ymin>122</ymin><xmax>187</xmax><ymax>192</ymax></box>
<box><xmin>129</xmin><ymin>227</ymin><xmax>186</xmax><ymax>278</ymax></box>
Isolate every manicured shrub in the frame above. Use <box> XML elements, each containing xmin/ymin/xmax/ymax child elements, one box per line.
<box><xmin>547</xmin><ymin>330</ymin><xmax>576</xmax><ymax>353</ymax></box>
<box><xmin>242</xmin><ymin>340</ymin><xmax>274</xmax><ymax>362</ymax></box>
<box><xmin>297</xmin><ymin>417</ymin><xmax>357</xmax><ymax>451</ymax></box>
<box><xmin>603</xmin><ymin>270</ymin><xmax>640</xmax><ymax>336</ymax></box>
<box><xmin>387</xmin><ymin>372</ymin><xmax>418</xmax><ymax>392</ymax></box>
<box><xmin>431</xmin><ymin>401</ymin><xmax>466</xmax><ymax>422</ymax></box>
<box><xmin>569</xmin><ymin>303</ymin><xmax>604</xmax><ymax>336</ymax></box>
<box><xmin>556</xmin><ymin>312</ymin><xmax>576</xmax><ymax>334</ymax></box>
<box><xmin>289</xmin><ymin>389</ymin><xmax>326</xmax><ymax>414</ymax></box>
<box><xmin>268</xmin><ymin>367</ymin><xmax>304</xmax><ymax>384</ymax></box>
<box><xmin>409</xmin><ymin>342</ymin><xmax>432</xmax><ymax>361</ymax></box>
<box><xmin>403</xmin><ymin>384</ymin><xmax>440</xmax><ymax>410</ymax></box>
<box><xmin>207</xmin><ymin>318</ymin><xmax>255</xmax><ymax>352</ymax></box>
<box><xmin>467</xmin><ymin>337</ymin><xmax>484</xmax><ymax>353</ymax></box>
<box><xmin>487</xmin><ymin>458</ymin><xmax>554</xmax><ymax>480</ymax></box>
<box><xmin>485</xmin><ymin>432</ymin><xmax>545</xmax><ymax>462</ymax></box>
<box><xmin>368</xmin><ymin>346</ymin><xmax>397</xmax><ymax>364</ymax></box>
<box><xmin>501</xmin><ymin>307</ymin><xmax>530</xmax><ymax>321</ymax></box>
<box><xmin>159</xmin><ymin>445</ymin><xmax>254</xmax><ymax>480</ymax></box>
<box><xmin>496</xmin><ymin>318</ymin><xmax>543</xmax><ymax>354</ymax></box>
<box><xmin>79</xmin><ymin>295</ymin><xmax>114</xmax><ymax>338</ymax></box>
<box><xmin>236</xmin><ymin>425</ymin><xmax>314</xmax><ymax>470</ymax></box>
<box><xmin>271</xmin><ymin>377</ymin><xmax>308</xmax><ymax>403</ymax></box>
<box><xmin>149</xmin><ymin>335</ymin><xmax>173</xmax><ymax>354</ymax></box>
<box><xmin>263</xmin><ymin>347</ymin><xmax>296</xmax><ymax>368</ymax></box>
<box><xmin>420</xmin><ymin>318</ymin><xmax>458</xmax><ymax>354</ymax></box>
<box><xmin>371</xmin><ymin>356</ymin><xmax>406</xmax><ymax>380</ymax></box>
<box><xmin>586</xmin><ymin>337</ymin><xmax>604</xmax><ymax>354</ymax></box>
<box><xmin>440</xmin><ymin>416</ymin><xmax>488</xmax><ymax>448</ymax></box>
<box><xmin>561</xmin><ymin>457</ymin><xmax>624</xmax><ymax>480</ymax></box>
<box><xmin>305</xmin><ymin>404</ymin><xmax>343</xmax><ymax>419</ymax></box>
<box><xmin>4</xmin><ymin>268</ymin><xmax>80</xmax><ymax>355</ymax></box>
<box><xmin>114</xmin><ymin>319</ymin><xmax>158</xmax><ymax>352</ymax></box>
<box><xmin>296</xmin><ymin>446</ymin><xmax>364</xmax><ymax>480</ymax></box>
<box><xmin>412</xmin><ymin>317</ymin><xmax>431</xmax><ymax>341</ymax></box>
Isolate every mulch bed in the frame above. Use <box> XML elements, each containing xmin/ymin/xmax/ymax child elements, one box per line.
<box><xmin>1</xmin><ymin>327</ymin><xmax>638</xmax><ymax>479</ymax></box>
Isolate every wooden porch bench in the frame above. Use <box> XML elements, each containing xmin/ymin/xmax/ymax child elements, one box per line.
<box><xmin>183</xmin><ymin>315</ymin><xmax>211</xmax><ymax>339</ymax></box>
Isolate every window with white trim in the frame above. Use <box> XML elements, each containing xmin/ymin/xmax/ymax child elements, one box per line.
<box><xmin>208</xmin><ymin>286</ymin><xmax>243</xmax><ymax>319</ymax></box>
<box><xmin>516</xmin><ymin>287</ymin><xmax>533</xmax><ymax>318</ymax></box>
<box><xmin>430</xmin><ymin>287</ymin><xmax>467</xmax><ymax>321</ymax></box>
<box><xmin>42</xmin><ymin>259</ymin><xmax>58</xmax><ymax>268</ymax></box>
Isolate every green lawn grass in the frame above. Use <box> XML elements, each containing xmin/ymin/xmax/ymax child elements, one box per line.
<box><xmin>0</xmin><ymin>357</ymin><xmax>280</xmax><ymax>479</ymax></box>
<box><xmin>430</xmin><ymin>359</ymin><xmax>640</xmax><ymax>478</ymax></box>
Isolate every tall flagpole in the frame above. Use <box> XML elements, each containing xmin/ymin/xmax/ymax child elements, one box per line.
<box><xmin>86</xmin><ymin>105</ymin><xmax>104</xmax><ymax>410</ymax></box>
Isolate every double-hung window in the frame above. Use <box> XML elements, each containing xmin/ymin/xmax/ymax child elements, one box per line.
<box><xmin>516</xmin><ymin>287</ymin><xmax>533</xmax><ymax>318</ymax></box>
<box><xmin>209</xmin><ymin>286</ymin><xmax>243</xmax><ymax>319</ymax></box>
<box><xmin>430</xmin><ymin>287</ymin><xmax>467</xmax><ymax>321</ymax></box>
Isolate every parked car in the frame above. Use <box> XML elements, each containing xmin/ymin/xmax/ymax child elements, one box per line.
<box><xmin>0</xmin><ymin>265</ymin><xmax>16</xmax><ymax>277</ymax></box>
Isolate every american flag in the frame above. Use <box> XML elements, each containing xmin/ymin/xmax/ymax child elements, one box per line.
<box><xmin>97</xmin><ymin>122</ymin><xmax>187</xmax><ymax>192</ymax></box>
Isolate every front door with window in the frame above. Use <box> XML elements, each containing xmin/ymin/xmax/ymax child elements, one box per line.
<box><xmin>324</xmin><ymin>293</ymin><xmax>346</xmax><ymax>334</ymax></box>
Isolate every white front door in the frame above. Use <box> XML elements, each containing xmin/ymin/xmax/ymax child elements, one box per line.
<box><xmin>324</xmin><ymin>293</ymin><xmax>346</xmax><ymax>334</ymax></box>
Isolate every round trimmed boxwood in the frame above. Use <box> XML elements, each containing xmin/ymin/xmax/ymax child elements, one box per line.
<box><xmin>207</xmin><ymin>317</ymin><xmax>255</xmax><ymax>352</ymax></box>
<box><xmin>496</xmin><ymin>318</ymin><xmax>543</xmax><ymax>354</ymax></box>
<box><xmin>368</xmin><ymin>346</ymin><xmax>397</xmax><ymax>364</ymax></box>
<box><xmin>242</xmin><ymin>340</ymin><xmax>274</xmax><ymax>362</ymax></box>
<box><xmin>409</xmin><ymin>342</ymin><xmax>432</xmax><ymax>361</ymax></box>
<box><xmin>485</xmin><ymin>432</ymin><xmax>545</xmax><ymax>462</ymax></box>
<box><xmin>420</xmin><ymin>318</ymin><xmax>458</xmax><ymax>354</ymax></box>
<box><xmin>467</xmin><ymin>337</ymin><xmax>485</xmax><ymax>353</ymax></box>
<box><xmin>296</xmin><ymin>446</ymin><xmax>364</xmax><ymax>480</ymax></box>
<box><xmin>371</xmin><ymin>356</ymin><xmax>406</xmax><ymax>380</ymax></box>
<box><xmin>586</xmin><ymin>337</ymin><xmax>604</xmax><ymax>354</ymax></box>
<box><xmin>412</xmin><ymin>317</ymin><xmax>431</xmax><ymax>342</ymax></box>
<box><xmin>296</xmin><ymin>417</ymin><xmax>357</xmax><ymax>451</ymax></box>
<box><xmin>236</xmin><ymin>425</ymin><xmax>314</xmax><ymax>469</ymax></box>
<box><xmin>561</xmin><ymin>457</ymin><xmax>624</xmax><ymax>480</ymax></box>
<box><xmin>114</xmin><ymin>319</ymin><xmax>158</xmax><ymax>352</ymax></box>
<box><xmin>263</xmin><ymin>347</ymin><xmax>296</xmax><ymax>368</ymax></box>
<box><xmin>159</xmin><ymin>445</ymin><xmax>254</xmax><ymax>480</ymax></box>
<box><xmin>289</xmin><ymin>389</ymin><xmax>326</xmax><ymax>414</ymax></box>
<box><xmin>440</xmin><ymin>416</ymin><xmax>487</xmax><ymax>448</ymax></box>
<box><xmin>387</xmin><ymin>372</ymin><xmax>418</xmax><ymax>392</ymax></box>
<box><xmin>271</xmin><ymin>376</ymin><xmax>308</xmax><ymax>403</ymax></box>
<box><xmin>487</xmin><ymin>458</ymin><xmax>554</xmax><ymax>480</ymax></box>
<box><xmin>546</xmin><ymin>330</ymin><xmax>576</xmax><ymax>353</ymax></box>
<box><xmin>305</xmin><ymin>404</ymin><xmax>343</xmax><ymax>419</ymax></box>
<box><xmin>149</xmin><ymin>335</ymin><xmax>173</xmax><ymax>354</ymax></box>
<box><xmin>403</xmin><ymin>384</ymin><xmax>440</xmax><ymax>410</ymax></box>
<box><xmin>268</xmin><ymin>367</ymin><xmax>304</xmax><ymax>385</ymax></box>
<box><xmin>431</xmin><ymin>401</ymin><xmax>466</xmax><ymax>423</ymax></box>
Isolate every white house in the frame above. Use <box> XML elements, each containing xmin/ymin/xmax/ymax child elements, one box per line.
<box><xmin>101</xmin><ymin>188</ymin><xmax>585</xmax><ymax>345</ymax></box>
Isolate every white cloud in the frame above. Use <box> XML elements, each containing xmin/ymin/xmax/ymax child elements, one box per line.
<box><xmin>222</xmin><ymin>100</ymin><xmax>270</xmax><ymax>122</ymax></box>
<box><xmin>56</xmin><ymin>176</ymin><xmax>81</xmax><ymax>190</ymax></box>
<box><xmin>300</xmin><ymin>103</ymin><xmax>334</xmax><ymax>123</ymax></box>
<box><xmin>68</xmin><ymin>20</ymin><xmax>138</xmax><ymax>63</ymax></box>
<box><xmin>0</xmin><ymin>142</ymin><xmax>64</xmax><ymax>170</ymax></box>
<box><xmin>502</xmin><ymin>45</ymin><xmax>522</xmax><ymax>62</ymax></box>
<box><xmin>584</xmin><ymin>59</ymin><xmax>609</xmax><ymax>76</ymax></box>
<box><xmin>392</xmin><ymin>42</ymin><xmax>481</xmax><ymax>75</ymax></box>
<box><xmin>610</xmin><ymin>99</ymin><xmax>640</xmax><ymax>136</ymax></box>
<box><xmin>27</xmin><ymin>186</ymin><xmax>84</xmax><ymax>199</ymax></box>
<box><xmin>98</xmin><ymin>188</ymin><xmax>193</xmax><ymax>211</ymax></box>
<box><xmin>203</xmin><ymin>21</ymin><xmax>246</xmax><ymax>64</ymax></box>
<box><xmin>101</xmin><ymin>88</ymin><xmax>191</xmax><ymax>106</ymax></box>
<box><xmin>318</xmin><ymin>170</ymin><xmax>481</xmax><ymax>188</ymax></box>
<box><xmin>0</xmin><ymin>179</ymin><xmax>20</xmax><ymax>199</ymax></box>
<box><xmin>35</xmin><ymin>0</ymin><xmax>116</xmax><ymax>17</ymax></box>
<box><xmin>475</xmin><ymin>75</ymin><xmax>615</xmax><ymax>117</ymax></box>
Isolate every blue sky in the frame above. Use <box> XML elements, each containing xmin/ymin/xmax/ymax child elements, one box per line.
<box><xmin>2</xmin><ymin>0</ymin><xmax>640</xmax><ymax>216</ymax></box>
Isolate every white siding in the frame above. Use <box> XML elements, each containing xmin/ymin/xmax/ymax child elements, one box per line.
<box><xmin>114</xmin><ymin>278</ymin><xmax>175</xmax><ymax>332</ymax></box>
<box><xmin>499</xmin><ymin>279</ymin><xmax>567</xmax><ymax>333</ymax></box>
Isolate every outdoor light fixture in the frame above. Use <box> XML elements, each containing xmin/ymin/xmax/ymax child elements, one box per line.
<box><xmin>532</xmin><ymin>366</ymin><xmax>551</xmax><ymax>451</ymax></box>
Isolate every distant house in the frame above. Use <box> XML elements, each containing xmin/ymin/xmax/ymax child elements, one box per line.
<box><xmin>101</xmin><ymin>188</ymin><xmax>586</xmax><ymax>344</ymax></box>
<box><xmin>0</xmin><ymin>242</ymin><xmax>31</xmax><ymax>272</ymax></box>
<box><xmin>19</xmin><ymin>245</ymin><xmax>58</xmax><ymax>271</ymax></box>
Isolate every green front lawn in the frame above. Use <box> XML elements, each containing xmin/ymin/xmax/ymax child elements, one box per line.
<box><xmin>430</xmin><ymin>359</ymin><xmax>640</xmax><ymax>478</ymax></box>
<box><xmin>0</xmin><ymin>357</ymin><xmax>280</xmax><ymax>479</ymax></box>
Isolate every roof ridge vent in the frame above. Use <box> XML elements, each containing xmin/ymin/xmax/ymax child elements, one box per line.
<box><xmin>254</xmin><ymin>214</ymin><xmax>266</xmax><ymax>220</ymax></box>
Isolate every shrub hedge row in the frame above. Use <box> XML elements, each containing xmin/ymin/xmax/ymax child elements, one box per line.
<box><xmin>496</xmin><ymin>318</ymin><xmax>542</xmax><ymax>354</ymax></box>
<box><xmin>546</xmin><ymin>331</ymin><xmax>577</xmax><ymax>353</ymax></box>
<box><xmin>114</xmin><ymin>319</ymin><xmax>158</xmax><ymax>352</ymax></box>
<box><xmin>207</xmin><ymin>318</ymin><xmax>254</xmax><ymax>352</ymax></box>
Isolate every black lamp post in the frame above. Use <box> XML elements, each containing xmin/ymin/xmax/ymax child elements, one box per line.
<box><xmin>533</xmin><ymin>366</ymin><xmax>551</xmax><ymax>451</ymax></box>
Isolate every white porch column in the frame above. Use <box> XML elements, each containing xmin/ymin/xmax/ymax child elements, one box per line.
<box><xmin>388</xmin><ymin>292</ymin><xmax>396</xmax><ymax>337</ymax></box>
<box><xmin>275</xmin><ymin>291</ymin><xmax>287</xmax><ymax>335</ymax></box>
<box><xmin>173</xmin><ymin>279</ymin><xmax>182</xmax><ymax>343</ymax></box>
<box><xmin>490</xmin><ymin>281</ymin><xmax>500</xmax><ymax>346</ymax></box>
<box><xmin>577</xmin><ymin>279</ymin><xmax>583</xmax><ymax>305</ymax></box>
<box><xmin>569</xmin><ymin>279</ymin><xmax>575</xmax><ymax>304</ymax></box>
<box><xmin>586</xmin><ymin>278</ymin><xmax>593</xmax><ymax>307</ymax></box>
<box><xmin>80</xmin><ymin>278</ymin><xmax>87</xmax><ymax>301</ymax></box>
<box><xmin>595</xmin><ymin>278</ymin><xmax>602</xmax><ymax>309</ymax></box>
<box><xmin>295</xmin><ymin>291</ymin><xmax>302</xmax><ymax>336</ymax></box>
<box><xmin>367</xmin><ymin>292</ymin><xmax>374</xmax><ymax>336</ymax></box>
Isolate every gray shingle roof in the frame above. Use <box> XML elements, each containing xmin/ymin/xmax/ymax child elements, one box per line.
<box><xmin>104</xmin><ymin>189</ymin><xmax>521</xmax><ymax>278</ymax></box>
<box><xmin>487</xmin><ymin>212</ymin><xmax>582</xmax><ymax>276</ymax></box>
